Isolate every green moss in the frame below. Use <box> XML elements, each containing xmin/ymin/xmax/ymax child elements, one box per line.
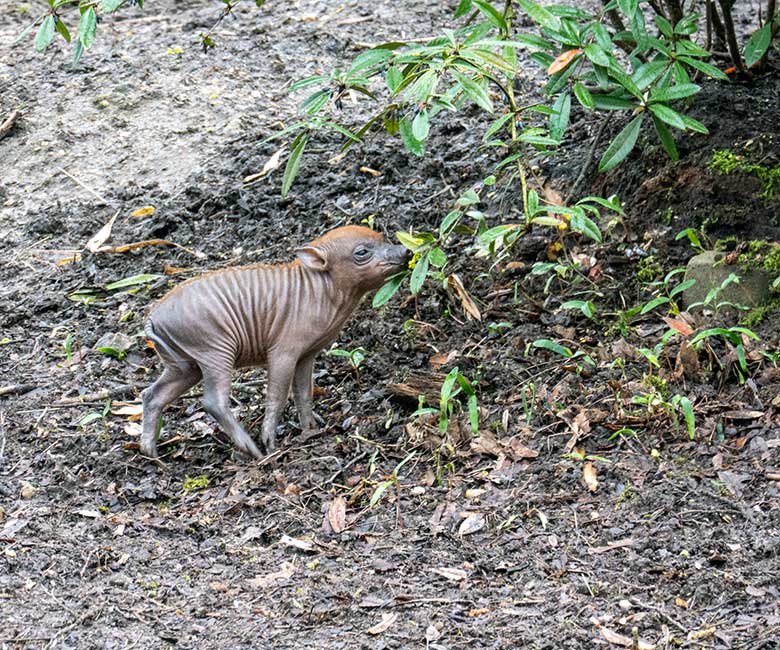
<box><xmin>708</xmin><ymin>149</ymin><xmax>780</xmax><ymax>201</ymax></box>
<box><xmin>708</xmin><ymin>150</ymin><xmax>743</xmax><ymax>174</ymax></box>
<box><xmin>183</xmin><ymin>475</ymin><xmax>210</xmax><ymax>492</ymax></box>
<box><xmin>636</xmin><ymin>255</ymin><xmax>663</xmax><ymax>282</ymax></box>
<box><xmin>734</xmin><ymin>240</ymin><xmax>780</xmax><ymax>272</ymax></box>
<box><xmin>742</xmin><ymin>299</ymin><xmax>780</xmax><ymax>327</ymax></box>
<box><xmin>714</xmin><ymin>236</ymin><xmax>738</xmax><ymax>252</ymax></box>
<box><xmin>764</xmin><ymin>245</ymin><xmax>780</xmax><ymax>273</ymax></box>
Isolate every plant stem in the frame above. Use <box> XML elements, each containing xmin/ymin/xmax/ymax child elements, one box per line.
<box><xmin>717</xmin><ymin>0</ymin><xmax>743</xmax><ymax>69</ymax></box>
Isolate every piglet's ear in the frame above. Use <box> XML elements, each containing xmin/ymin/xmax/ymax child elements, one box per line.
<box><xmin>296</xmin><ymin>246</ymin><xmax>329</xmax><ymax>272</ymax></box>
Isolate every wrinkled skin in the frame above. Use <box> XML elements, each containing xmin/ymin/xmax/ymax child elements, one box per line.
<box><xmin>140</xmin><ymin>226</ymin><xmax>409</xmax><ymax>459</ymax></box>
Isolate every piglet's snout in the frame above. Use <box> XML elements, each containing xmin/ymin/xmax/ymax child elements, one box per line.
<box><xmin>382</xmin><ymin>244</ymin><xmax>411</xmax><ymax>269</ymax></box>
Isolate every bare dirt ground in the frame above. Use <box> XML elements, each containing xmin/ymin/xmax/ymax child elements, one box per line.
<box><xmin>1</xmin><ymin>1</ymin><xmax>779</xmax><ymax>649</ymax></box>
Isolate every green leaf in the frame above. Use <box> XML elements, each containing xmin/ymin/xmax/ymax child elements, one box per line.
<box><xmin>105</xmin><ymin>274</ymin><xmax>160</xmax><ymax>291</ymax></box>
<box><xmin>680</xmin><ymin>114</ymin><xmax>709</xmax><ymax>134</ymax></box>
<box><xmin>569</xmin><ymin>211</ymin><xmax>602</xmax><ymax>242</ymax></box>
<box><xmin>745</xmin><ymin>24</ymin><xmax>772</xmax><ymax>68</ymax></box>
<box><xmin>399</xmin><ymin>116</ymin><xmax>425</xmax><ymax>157</ymax></box>
<box><xmin>651</xmin><ymin>83</ymin><xmax>700</xmax><ymax>102</ymax></box>
<box><xmin>451</xmin><ymin>69</ymin><xmax>494</xmax><ymax>112</ymax></box>
<box><xmin>584</xmin><ymin>43</ymin><xmax>610</xmax><ymax>67</ymax></box>
<box><xmin>454</xmin><ymin>0</ymin><xmax>473</xmax><ymax>17</ymax></box>
<box><xmin>35</xmin><ymin>16</ymin><xmax>56</xmax><ymax>52</ymax></box>
<box><xmin>101</xmin><ymin>0</ymin><xmax>125</xmax><ymax>11</ymax></box>
<box><xmin>408</xmin><ymin>69</ymin><xmax>439</xmax><ymax>103</ymax></box>
<box><xmin>372</xmin><ymin>272</ymin><xmax>406</xmax><ymax>307</ymax></box>
<box><xmin>678</xmin><ymin>56</ymin><xmax>729</xmax><ymax>81</ymax></box>
<box><xmin>412</xmin><ymin>109</ymin><xmax>430</xmax><ymax>141</ymax></box>
<box><xmin>290</xmin><ymin>75</ymin><xmax>329</xmax><ymax>92</ymax></box>
<box><xmin>386</xmin><ymin>66</ymin><xmax>403</xmax><ymax>94</ymax></box>
<box><xmin>370</xmin><ymin>480</ymin><xmax>393</xmax><ymax>507</ymax></box>
<box><xmin>428</xmin><ymin>247</ymin><xmax>447</xmax><ymax>267</ymax></box>
<box><xmin>591</xmin><ymin>94</ymin><xmax>635</xmax><ymax>110</ymax></box>
<box><xmin>531</xmin><ymin>339</ymin><xmax>572</xmax><ymax>357</ymax></box>
<box><xmin>72</xmin><ymin>40</ymin><xmax>85</xmax><ymax>66</ymax></box>
<box><xmin>677</xmin><ymin>395</ymin><xmax>695</xmax><ymax>439</ymax></box>
<box><xmin>472</xmin><ymin>0</ymin><xmax>507</xmax><ymax>30</ymax></box>
<box><xmin>483</xmin><ymin>112</ymin><xmax>513</xmax><ymax>142</ymax></box>
<box><xmin>598</xmin><ymin>114</ymin><xmax>644</xmax><ymax>173</ymax></box>
<box><xmin>281</xmin><ymin>132</ymin><xmax>308</xmax><ymax>198</ymax></box>
<box><xmin>409</xmin><ymin>253</ymin><xmax>430</xmax><ymax>295</ymax></box>
<box><xmin>467</xmin><ymin>393</ymin><xmax>479</xmax><ymax>432</ymax></box>
<box><xmin>15</xmin><ymin>17</ymin><xmax>40</xmax><ymax>44</ymax></box>
<box><xmin>640</xmin><ymin>295</ymin><xmax>670</xmax><ymax>314</ymax></box>
<box><xmin>654</xmin><ymin>14</ymin><xmax>673</xmax><ymax>38</ymax></box>
<box><xmin>549</xmin><ymin>91</ymin><xmax>570</xmax><ymax>141</ymax></box>
<box><xmin>632</xmin><ymin>60</ymin><xmax>667</xmax><ymax>90</ymax></box>
<box><xmin>573</xmin><ymin>81</ymin><xmax>594</xmax><ymax>109</ymax></box>
<box><xmin>440</xmin><ymin>210</ymin><xmax>461</xmax><ymax>236</ymax></box>
<box><xmin>348</xmin><ymin>48</ymin><xmax>392</xmax><ymax>75</ymax></box>
<box><xmin>300</xmin><ymin>88</ymin><xmax>330</xmax><ymax>115</ymax></box>
<box><xmin>516</xmin><ymin>0</ymin><xmax>560</xmax><ymax>30</ymax></box>
<box><xmin>649</xmin><ymin>103</ymin><xmax>685</xmax><ymax>130</ymax></box>
<box><xmin>652</xmin><ymin>114</ymin><xmax>678</xmax><ymax>160</ymax></box>
<box><xmin>54</xmin><ymin>17</ymin><xmax>71</xmax><ymax>42</ymax></box>
<box><xmin>79</xmin><ymin>7</ymin><xmax>97</xmax><ymax>49</ymax></box>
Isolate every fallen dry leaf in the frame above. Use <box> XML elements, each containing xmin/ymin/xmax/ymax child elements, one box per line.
<box><xmin>327</xmin><ymin>496</ymin><xmax>347</xmax><ymax>534</ymax></box>
<box><xmin>548</xmin><ymin>48</ymin><xmax>582</xmax><ymax>75</ymax></box>
<box><xmin>583</xmin><ymin>462</ymin><xmax>598</xmax><ymax>492</ymax></box>
<box><xmin>467</xmin><ymin>608</ymin><xmax>490</xmax><ymax>617</ymax></box>
<box><xmin>430</xmin><ymin>567</ymin><xmax>468</xmax><ymax>582</ymax></box>
<box><xmin>564</xmin><ymin>410</ymin><xmax>591</xmax><ymax>453</ymax></box>
<box><xmin>663</xmin><ymin>316</ymin><xmax>695</xmax><ymax>337</ymax></box>
<box><xmin>429</xmin><ymin>349</ymin><xmax>460</xmax><ymax>370</ymax></box>
<box><xmin>507</xmin><ymin>437</ymin><xmax>539</xmax><ymax>460</ymax></box>
<box><xmin>111</xmin><ymin>404</ymin><xmax>143</xmax><ymax>418</ymax></box>
<box><xmin>246</xmin><ymin>561</ymin><xmax>296</xmax><ymax>589</ymax></box>
<box><xmin>279</xmin><ymin>534</ymin><xmax>316</xmax><ymax>552</ymax></box>
<box><xmin>97</xmin><ymin>238</ymin><xmax>205</xmax><ymax>259</ymax></box>
<box><xmin>470</xmin><ymin>432</ymin><xmax>502</xmax><ymax>457</ymax></box>
<box><xmin>458</xmin><ymin>513</ymin><xmax>485</xmax><ymax>536</ymax></box>
<box><xmin>367</xmin><ymin>612</ymin><xmax>398</xmax><ymax>635</ymax></box>
<box><xmin>243</xmin><ymin>146</ymin><xmax>286</xmax><ymax>184</ymax></box>
<box><xmin>598</xmin><ymin>624</ymin><xmax>655</xmax><ymax>649</ymax></box>
<box><xmin>85</xmin><ymin>211</ymin><xmax>118</xmax><ymax>252</ymax></box>
<box><xmin>130</xmin><ymin>206</ymin><xmax>155</xmax><ymax>218</ymax></box>
<box><xmin>446</xmin><ymin>274</ymin><xmax>481</xmax><ymax>320</ymax></box>
<box><xmin>56</xmin><ymin>253</ymin><xmax>82</xmax><ymax>265</ymax></box>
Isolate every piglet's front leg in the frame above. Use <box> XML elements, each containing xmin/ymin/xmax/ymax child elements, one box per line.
<box><xmin>292</xmin><ymin>353</ymin><xmax>318</xmax><ymax>432</ymax></box>
<box><xmin>261</xmin><ymin>352</ymin><xmax>298</xmax><ymax>453</ymax></box>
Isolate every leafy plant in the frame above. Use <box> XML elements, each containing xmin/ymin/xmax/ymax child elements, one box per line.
<box><xmin>411</xmin><ymin>366</ymin><xmax>479</xmax><ymax>434</ymax></box>
<box><xmin>633</xmin><ymin>390</ymin><xmax>696</xmax><ymax>439</ymax></box>
<box><xmin>79</xmin><ymin>397</ymin><xmax>111</xmax><ymax>427</ymax></box>
<box><xmin>689</xmin><ymin>325</ymin><xmax>760</xmax><ymax>382</ymax></box>
<box><xmin>369</xmin><ymin>451</ymin><xmax>416</xmax><ymax>507</ymax></box>
<box><xmin>639</xmin><ymin>268</ymin><xmax>695</xmax><ymax>316</ymax></box>
<box><xmin>327</xmin><ymin>346</ymin><xmax>367</xmax><ymax>380</ymax></box>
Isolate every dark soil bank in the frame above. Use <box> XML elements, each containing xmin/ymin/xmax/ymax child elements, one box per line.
<box><xmin>1</xmin><ymin>1</ymin><xmax>779</xmax><ymax>649</ymax></box>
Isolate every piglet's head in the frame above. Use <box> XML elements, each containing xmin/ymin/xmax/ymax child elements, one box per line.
<box><xmin>296</xmin><ymin>225</ymin><xmax>410</xmax><ymax>292</ymax></box>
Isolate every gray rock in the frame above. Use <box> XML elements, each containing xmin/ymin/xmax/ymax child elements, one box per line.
<box><xmin>683</xmin><ymin>250</ymin><xmax>771</xmax><ymax>310</ymax></box>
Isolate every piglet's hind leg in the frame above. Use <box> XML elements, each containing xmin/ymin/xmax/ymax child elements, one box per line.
<box><xmin>201</xmin><ymin>367</ymin><xmax>263</xmax><ymax>459</ymax></box>
<box><xmin>141</xmin><ymin>366</ymin><xmax>202</xmax><ymax>458</ymax></box>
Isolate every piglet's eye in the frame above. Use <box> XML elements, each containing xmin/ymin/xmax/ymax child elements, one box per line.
<box><xmin>353</xmin><ymin>247</ymin><xmax>372</xmax><ymax>262</ymax></box>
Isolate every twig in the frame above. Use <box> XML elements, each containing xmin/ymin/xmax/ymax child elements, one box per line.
<box><xmin>55</xmin><ymin>384</ymin><xmax>141</xmax><ymax>405</ymax></box>
<box><xmin>0</xmin><ymin>110</ymin><xmax>20</xmax><ymax>140</ymax></box>
<box><xmin>57</xmin><ymin>167</ymin><xmax>110</xmax><ymax>205</ymax></box>
<box><xmin>0</xmin><ymin>383</ymin><xmax>38</xmax><ymax>397</ymax></box>
<box><xmin>566</xmin><ymin>118</ymin><xmax>608</xmax><ymax>203</ymax></box>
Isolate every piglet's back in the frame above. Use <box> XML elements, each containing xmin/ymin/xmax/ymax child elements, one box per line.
<box><xmin>147</xmin><ymin>263</ymin><xmax>296</xmax><ymax>370</ymax></box>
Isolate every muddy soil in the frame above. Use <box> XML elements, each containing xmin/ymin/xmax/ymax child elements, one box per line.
<box><xmin>1</xmin><ymin>1</ymin><xmax>779</xmax><ymax>649</ymax></box>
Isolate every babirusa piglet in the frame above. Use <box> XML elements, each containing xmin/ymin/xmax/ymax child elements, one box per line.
<box><xmin>141</xmin><ymin>225</ymin><xmax>409</xmax><ymax>459</ymax></box>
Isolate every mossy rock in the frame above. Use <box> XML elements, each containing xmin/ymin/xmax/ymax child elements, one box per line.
<box><xmin>683</xmin><ymin>250</ymin><xmax>772</xmax><ymax>310</ymax></box>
